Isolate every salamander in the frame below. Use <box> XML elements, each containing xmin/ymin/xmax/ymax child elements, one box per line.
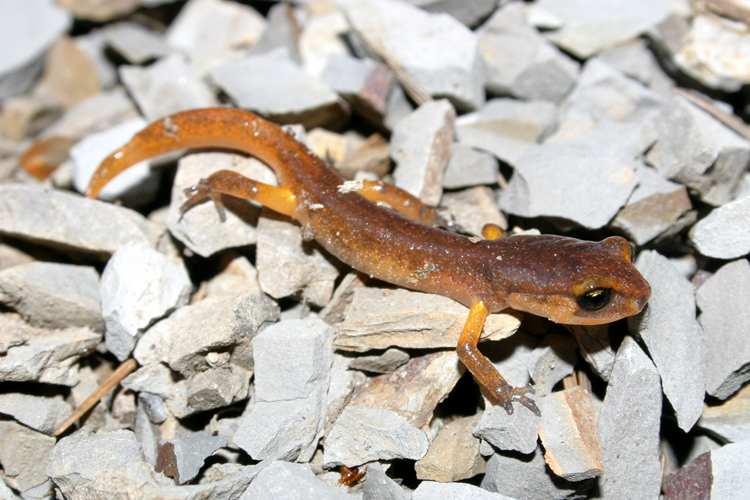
<box><xmin>86</xmin><ymin>108</ymin><xmax>651</xmax><ymax>416</ymax></box>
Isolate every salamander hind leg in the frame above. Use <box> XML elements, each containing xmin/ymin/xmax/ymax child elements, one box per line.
<box><xmin>457</xmin><ymin>301</ymin><xmax>540</xmax><ymax>416</ymax></box>
<box><xmin>181</xmin><ymin>169</ymin><xmax>298</xmax><ymax>221</ymax></box>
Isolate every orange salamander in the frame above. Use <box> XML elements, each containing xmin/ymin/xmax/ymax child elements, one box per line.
<box><xmin>86</xmin><ymin>108</ymin><xmax>651</xmax><ymax>416</ymax></box>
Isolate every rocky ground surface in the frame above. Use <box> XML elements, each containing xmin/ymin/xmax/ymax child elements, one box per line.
<box><xmin>2</xmin><ymin>0</ymin><xmax>750</xmax><ymax>499</ymax></box>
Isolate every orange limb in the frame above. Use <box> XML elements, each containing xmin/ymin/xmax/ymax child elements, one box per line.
<box><xmin>355</xmin><ymin>180</ymin><xmax>454</xmax><ymax>229</ymax></box>
<box><xmin>457</xmin><ymin>301</ymin><xmax>540</xmax><ymax>416</ymax></box>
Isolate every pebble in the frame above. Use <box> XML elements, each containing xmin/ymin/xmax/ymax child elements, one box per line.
<box><xmin>695</xmin><ymin>259</ymin><xmax>750</xmax><ymax>400</ymax></box>
<box><xmin>240</xmin><ymin>461</ymin><xmax>349</xmax><ymax>500</ymax></box>
<box><xmin>0</xmin><ymin>421</ymin><xmax>56</xmax><ymax>492</ymax></box>
<box><xmin>119</xmin><ymin>54</ymin><xmax>219</xmax><ymax>122</ymax></box>
<box><xmin>233</xmin><ymin>318</ymin><xmax>333</xmax><ymax>462</ymax></box>
<box><xmin>210</xmin><ymin>47</ymin><xmax>348</xmax><ymax>129</ymax></box>
<box><xmin>473</xmin><ymin>405</ymin><xmax>540</xmax><ymax>455</ymax></box>
<box><xmin>538</xmin><ymin>387</ymin><xmax>604</xmax><ymax>482</ymax></box>
<box><xmin>101</xmin><ymin>21</ymin><xmax>172</xmax><ymax>64</ymax></box>
<box><xmin>690</xmin><ymin>195</ymin><xmax>750</xmax><ymax>259</ymax></box>
<box><xmin>455</xmin><ymin>98</ymin><xmax>557</xmax><ymax>166</ymax></box>
<box><xmin>336</xmin><ymin>286</ymin><xmax>520</xmax><ymax>351</ymax></box>
<box><xmin>323</xmin><ymin>405</ymin><xmax>429</xmax><ymax>467</ymax></box>
<box><xmin>0</xmin><ymin>393</ymin><xmax>72</xmax><ymax>435</ymax></box>
<box><xmin>156</xmin><ymin>432</ymin><xmax>228</xmax><ymax>484</ymax></box>
<box><xmin>338</xmin><ymin>0</ymin><xmax>485</xmax><ymax>111</ymax></box>
<box><xmin>413</xmin><ymin>480</ymin><xmax>516</xmax><ymax>500</ymax></box>
<box><xmin>597</xmin><ymin>336</ymin><xmax>662</xmax><ymax>499</ymax></box>
<box><xmin>538</xmin><ymin>0</ymin><xmax>672</xmax><ymax>58</ymax></box>
<box><xmin>629</xmin><ymin>251</ymin><xmax>705</xmax><ymax>431</ymax></box>
<box><xmin>415</xmin><ymin>414</ymin><xmax>485</xmax><ymax>482</ymax></box>
<box><xmin>442</xmin><ymin>143</ymin><xmax>499</xmax><ymax>190</ymax></box>
<box><xmin>391</xmin><ymin>99</ymin><xmax>455</xmax><ymax>206</ymax></box>
<box><xmin>0</xmin><ymin>262</ymin><xmax>103</xmax><ymax>332</ymax></box>
<box><xmin>441</xmin><ymin>186</ymin><xmax>507</xmax><ymax>237</ymax></box>
<box><xmin>477</xmin><ymin>2</ymin><xmax>579</xmax><ymax>102</ymax></box>
<box><xmin>100</xmin><ymin>242</ymin><xmax>192</xmax><ymax>361</ymax></box>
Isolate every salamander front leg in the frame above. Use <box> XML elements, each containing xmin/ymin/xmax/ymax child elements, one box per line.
<box><xmin>457</xmin><ymin>300</ymin><xmax>540</xmax><ymax>416</ymax></box>
<box><xmin>180</xmin><ymin>169</ymin><xmax>298</xmax><ymax>220</ymax></box>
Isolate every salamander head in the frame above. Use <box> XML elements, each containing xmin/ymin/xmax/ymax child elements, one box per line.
<box><xmin>493</xmin><ymin>235</ymin><xmax>650</xmax><ymax>325</ymax></box>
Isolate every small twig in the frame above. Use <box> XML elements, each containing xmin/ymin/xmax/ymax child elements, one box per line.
<box><xmin>54</xmin><ymin>358</ymin><xmax>138</xmax><ymax>436</ymax></box>
<box><xmin>705</xmin><ymin>0</ymin><xmax>750</xmax><ymax>27</ymax></box>
<box><xmin>672</xmin><ymin>86</ymin><xmax>750</xmax><ymax>141</ymax></box>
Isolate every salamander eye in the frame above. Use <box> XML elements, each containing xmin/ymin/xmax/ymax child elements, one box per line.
<box><xmin>577</xmin><ymin>288</ymin><xmax>612</xmax><ymax>311</ymax></box>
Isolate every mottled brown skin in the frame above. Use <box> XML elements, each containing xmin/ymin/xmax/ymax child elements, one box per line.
<box><xmin>86</xmin><ymin>108</ymin><xmax>651</xmax><ymax>416</ymax></box>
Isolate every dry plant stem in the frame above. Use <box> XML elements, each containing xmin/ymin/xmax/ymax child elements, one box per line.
<box><xmin>54</xmin><ymin>358</ymin><xmax>138</xmax><ymax>436</ymax></box>
<box><xmin>672</xmin><ymin>87</ymin><xmax>750</xmax><ymax>141</ymax></box>
<box><xmin>705</xmin><ymin>0</ymin><xmax>750</xmax><ymax>27</ymax></box>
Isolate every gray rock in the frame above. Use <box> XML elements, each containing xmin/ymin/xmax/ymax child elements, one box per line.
<box><xmin>0</xmin><ymin>393</ymin><xmax>72</xmax><ymax>435</ymax></box>
<box><xmin>204</xmin><ymin>255</ymin><xmax>262</xmax><ymax>299</ymax></box>
<box><xmin>100</xmin><ymin>242</ymin><xmax>192</xmax><ymax>361</ymax></box>
<box><xmin>69</xmin><ymin>117</ymin><xmax>161</xmax><ymax>205</ymax></box>
<box><xmin>210</xmin><ymin>48</ymin><xmax>348</xmax><ymax>129</ymax></box>
<box><xmin>156</xmin><ymin>432</ymin><xmax>228</xmax><ymax>484</ymax></box>
<box><xmin>101</xmin><ymin>21</ymin><xmax>172</xmax><ymax>64</ymax></box>
<box><xmin>538</xmin><ymin>388</ymin><xmax>604</xmax><ymax>482</ymax></box>
<box><xmin>42</xmin><ymin>87</ymin><xmax>139</xmax><ymax>139</ymax></box>
<box><xmin>0</xmin><ymin>244</ymin><xmax>34</xmax><ymax>271</ymax></box>
<box><xmin>538</xmin><ymin>0</ymin><xmax>671</xmax><ymax>58</ymax></box>
<box><xmin>362</xmin><ymin>461</ymin><xmax>409</xmax><ymax>500</ymax></box>
<box><xmin>0</xmin><ymin>313</ymin><xmax>101</xmax><ymax>386</ymax></box>
<box><xmin>611</xmin><ymin>164</ymin><xmax>692</xmax><ymax>245</ymax></box>
<box><xmin>348</xmin><ymin>347</ymin><xmax>409</xmax><ymax>374</ymax></box>
<box><xmin>74</xmin><ymin>31</ymin><xmax>118</xmax><ymax>90</ymax></box>
<box><xmin>0</xmin><ymin>0</ymin><xmax>71</xmax><ymax>100</ymax></box>
<box><xmin>323</xmin><ymin>406</ymin><xmax>429</xmax><ymax>467</ymax></box>
<box><xmin>0</xmin><ymin>421</ymin><xmax>56</xmax><ymax>492</ymax></box>
<box><xmin>240</xmin><ymin>461</ymin><xmax>350</xmax><ymax>500</ymax></box>
<box><xmin>441</xmin><ymin>186</ymin><xmax>507</xmax><ymax>237</ymax></box>
<box><xmin>403</xmin><ymin>0</ymin><xmax>498</xmax><ymax>27</ymax></box>
<box><xmin>629</xmin><ymin>251</ymin><xmax>705</xmax><ymax>431</ymax></box>
<box><xmin>185</xmin><ymin>365</ymin><xmax>251</xmax><ymax>415</ymax></box>
<box><xmin>134</xmin><ymin>403</ymin><xmax>160</xmax><ymax>466</ymax></box>
<box><xmin>234</xmin><ymin>318</ymin><xmax>334</xmax><ymax>462</ymax></box>
<box><xmin>0</xmin><ymin>185</ymin><xmax>164</xmax><ymax>260</ymax></box>
<box><xmin>0</xmin><ymin>262</ymin><xmax>103</xmax><ymax>332</ymax></box>
<box><xmin>473</xmin><ymin>405</ymin><xmax>540</xmax><ymax>455</ymax></box>
<box><xmin>0</xmin><ymin>478</ymin><xmax>19</xmax><ymax>500</ymax></box>
<box><xmin>413</xmin><ymin>481</ymin><xmax>516</xmax><ymax>500</ymax></box>
<box><xmin>478</xmin><ymin>3</ymin><xmax>579</xmax><ymax>103</ymax></box>
<box><xmin>245</xmin><ymin>2</ymin><xmax>300</xmax><ymax>61</ymax></box>
<box><xmin>690</xmin><ymin>196</ymin><xmax>750</xmax><ymax>259</ymax></box>
<box><xmin>391</xmin><ymin>99</ymin><xmax>455</xmax><ymax>206</ymax></box>
<box><xmin>297</xmin><ymin>9</ymin><xmax>350</xmax><ymax>80</ymax></box>
<box><xmin>139</xmin><ymin>391</ymin><xmax>169</xmax><ymax>424</ymax></box>
<box><xmin>256</xmin><ymin>212</ymin><xmax>340</xmax><ymax>308</ymax></box>
<box><xmin>416</xmin><ymin>414</ymin><xmax>484</xmax><ymax>482</ymax></box>
<box><xmin>338</xmin><ymin>0</ymin><xmax>485</xmax><ymax>111</ymax></box>
<box><xmin>709</xmin><ymin>439</ymin><xmax>750</xmax><ymax>499</ymax></box>
<box><xmin>526</xmin><ymin>333</ymin><xmax>578</xmax><ymax>396</ymax></box>
<box><xmin>482</xmin><ymin>447</ymin><xmax>586</xmax><ymax>500</ymax></box>
<box><xmin>698</xmin><ymin>385</ymin><xmax>750</xmax><ymax>443</ymax></box>
<box><xmin>567</xmin><ymin>324</ymin><xmax>616</xmax><ymax>381</ymax></box>
<box><xmin>119</xmin><ymin>54</ymin><xmax>219</xmax><ymax>122</ymax></box>
<box><xmin>597</xmin><ymin>336</ymin><xmax>662</xmax><ymax>500</ymax></box>
<box><xmin>598</xmin><ymin>38</ymin><xmax>675</xmax><ymax>96</ymax></box>
<box><xmin>455</xmin><ymin>98</ymin><xmax>557</xmax><ymax>166</ymax></box>
<box><xmin>166</xmin><ymin>0</ymin><xmax>266</xmax><ymax>74</ymax></box>
<box><xmin>442</xmin><ymin>143</ymin><xmax>499</xmax><ymax>190</ymax></box>
<box><xmin>499</xmin><ymin>122</ymin><xmax>642</xmax><ymax>230</ymax></box>
<box><xmin>646</xmin><ymin>95</ymin><xmax>750</xmax><ymax>207</ymax></box>
<box><xmin>696</xmin><ymin>259</ymin><xmax>750</xmax><ymax>399</ymax></box>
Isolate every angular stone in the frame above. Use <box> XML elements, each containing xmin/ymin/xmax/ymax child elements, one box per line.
<box><xmin>597</xmin><ymin>336</ymin><xmax>662</xmax><ymax>499</ymax></box>
<box><xmin>0</xmin><ymin>89</ymin><xmax>63</xmax><ymax>140</ymax></box>
<box><xmin>538</xmin><ymin>387</ymin><xmax>604</xmax><ymax>482</ymax></box>
<box><xmin>629</xmin><ymin>251</ymin><xmax>705</xmax><ymax>431</ymax></box>
<box><xmin>0</xmin><ymin>313</ymin><xmax>101</xmax><ymax>386</ymax></box>
<box><xmin>233</xmin><ymin>318</ymin><xmax>333</xmax><ymax>462</ymax></box>
<box><xmin>338</xmin><ymin>0</ymin><xmax>485</xmax><ymax>110</ymax></box>
<box><xmin>0</xmin><ymin>393</ymin><xmax>71</xmax><ymax>435</ymax></box>
<box><xmin>696</xmin><ymin>259</ymin><xmax>750</xmax><ymax>399</ymax></box>
<box><xmin>598</xmin><ymin>38</ymin><xmax>674</xmax><ymax>95</ymax></box>
<box><xmin>391</xmin><ymin>100</ymin><xmax>455</xmax><ymax>206</ymax></box>
<box><xmin>323</xmin><ymin>406</ymin><xmax>429</xmax><ymax>467</ymax></box>
<box><xmin>185</xmin><ymin>365</ymin><xmax>251</xmax><ymax>415</ymax></box>
<box><xmin>74</xmin><ymin>31</ymin><xmax>118</xmax><ymax>90</ymax></box>
<box><xmin>336</xmin><ymin>286</ymin><xmax>520</xmax><ymax>351</ymax></box>
<box><xmin>0</xmin><ymin>244</ymin><xmax>34</xmax><ymax>271</ymax></box>
<box><xmin>698</xmin><ymin>383</ymin><xmax>750</xmax><ymax>443</ymax></box>
<box><xmin>0</xmin><ymin>478</ymin><xmax>18</xmax><ymax>500</ymax></box>
<box><xmin>690</xmin><ymin>196</ymin><xmax>750</xmax><ymax>259</ymax></box>
<box><xmin>538</xmin><ymin>0</ymin><xmax>671</xmax><ymax>58</ymax></box>
<box><xmin>473</xmin><ymin>405</ymin><xmax>540</xmax><ymax>455</ymax></box>
<box><xmin>0</xmin><ymin>421</ymin><xmax>56</xmax><ymax>492</ymax></box>
<box><xmin>42</xmin><ymin>88</ymin><xmax>139</xmax><ymax>139</ymax></box>
<box><xmin>204</xmin><ymin>255</ymin><xmax>262</xmax><ymax>299</ymax></box>
<box><xmin>478</xmin><ymin>3</ymin><xmax>579</xmax><ymax>103</ymax></box>
<box><xmin>416</xmin><ymin>414</ymin><xmax>484</xmax><ymax>482</ymax></box>
<box><xmin>442</xmin><ymin>143</ymin><xmax>499</xmax><ymax>190</ymax></box>
<box><xmin>707</xmin><ymin>439</ymin><xmax>750</xmax><ymax>499</ymax></box>
<box><xmin>156</xmin><ymin>432</ymin><xmax>228</xmax><ymax>484</ymax></box>
<box><xmin>56</xmin><ymin>0</ymin><xmax>140</xmax><ymax>22</ymax></box>
<box><xmin>298</xmin><ymin>8</ymin><xmax>350</xmax><ymax>79</ymax></box>
<box><xmin>0</xmin><ymin>262</ymin><xmax>103</xmax><ymax>332</ymax></box>
<box><xmin>256</xmin><ymin>211</ymin><xmax>340</xmax><ymax>308</ymax></box>
<box><xmin>240</xmin><ymin>461</ymin><xmax>349</xmax><ymax>500</ymax></box>
<box><xmin>348</xmin><ymin>347</ymin><xmax>409</xmax><ymax>374</ymax></box>
<box><xmin>245</xmin><ymin>2</ymin><xmax>299</xmax><ymax>60</ymax></box>
<box><xmin>526</xmin><ymin>333</ymin><xmax>578</xmax><ymax>396</ymax></box>
<box><xmin>455</xmin><ymin>98</ymin><xmax>557</xmax><ymax>166</ymax></box>
<box><xmin>134</xmin><ymin>403</ymin><xmax>160</xmax><ymax>466</ymax></box>
<box><xmin>663</xmin><ymin>452</ymin><xmax>712</xmax><ymax>500</ymax></box>
<box><xmin>101</xmin><ymin>21</ymin><xmax>171</xmax><ymax>64</ymax></box>
<box><xmin>119</xmin><ymin>54</ymin><xmax>219</xmax><ymax>122</ymax></box>
<box><xmin>100</xmin><ymin>242</ymin><xmax>192</xmax><ymax>361</ymax></box>
<box><xmin>0</xmin><ymin>185</ymin><xmax>164</xmax><ymax>260</ymax></box>
<box><xmin>567</xmin><ymin>324</ymin><xmax>616</xmax><ymax>381</ymax></box>
<box><xmin>403</xmin><ymin>0</ymin><xmax>498</xmax><ymax>28</ymax></box>
<box><xmin>413</xmin><ymin>481</ymin><xmax>516</xmax><ymax>500</ymax></box>
<box><xmin>482</xmin><ymin>447</ymin><xmax>587</xmax><ymax>500</ymax></box>
<box><xmin>441</xmin><ymin>187</ymin><xmax>507</xmax><ymax>238</ymax></box>
<box><xmin>362</xmin><ymin>461</ymin><xmax>409</xmax><ymax>500</ymax></box>
<box><xmin>210</xmin><ymin>48</ymin><xmax>348</xmax><ymax>129</ymax></box>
